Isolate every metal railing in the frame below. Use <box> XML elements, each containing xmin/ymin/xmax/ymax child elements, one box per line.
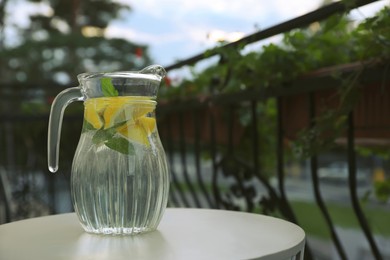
<box><xmin>157</xmin><ymin>1</ymin><xmax>389</xmax><ymax>259</ymax></box>
<box><xmin>0</xmin><ymin>0</ymin><xmax>388</xmax><ymax>259</ymax></box>
<box><xmin>157</xmin><ymin>64</ymin><xmax>389</xmax><ymax>260</ymax></box>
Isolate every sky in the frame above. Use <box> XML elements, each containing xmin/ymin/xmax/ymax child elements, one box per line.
<box><xmin>106</xmin><ymin>0</ymin><xmax>388</xmax><ymax>68</ymax></box>
<box><xmin>106</xmin><ymin>0</ymin><xmax>323</xmax><ymax>66</ymax></box>
<box><xmin>6</xmin><ymin>0</ymin><xmax>389</xmax><ymax>75</ymax></box>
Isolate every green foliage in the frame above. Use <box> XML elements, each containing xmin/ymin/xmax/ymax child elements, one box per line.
<box><xmin>353</xmin><ymin>6</ymin><xmax>390</xmax><ymax>59</ymax></box>
<box><xmin>160</xmin><ymin>6</ymin><xmax>390</xmax><ymax>200</ymax></box>
<box><xmin>374</xmin><ymin>180</ymin><xmax>390</xmax><ymax>203</ymax></box>
<box><xmin>0</xmin><ymin>0</ymin><xmax>152</xmax><ymax>173</ymax></box>
<box><xmin>291</xmin><ymin>200</ymin><xmax>390</xmax><ymax>238</ymax></box>
<box><xmin>164</xmin><ymin>7</ymin><xmax>390</xmax><ymax>97</ymax></box>
<box><xmin>0</xmin><ymin>0</ymin><xmax>152</xmax><ymax>86</ymax></box>
<box><xmin>356</xmin><ymin>146</ymin><xmax>390</xmax><ymax>160</ymax></box>
<box><xmin>162</xmin><ymin>7</ymin><xmax>390</xmax><ymax>151</ymax></box>
<box><xmin>26</xmin><ymin>0</ymin><xmax>130</xmax><ymax>33</ymax></box>
<box><xmin>284</xmin><ymin>15</ymin><xmax>354</xmax><ymax>69</ymax></box>
<box><xmin>1</xmin><ymin>35</ymin><xmax>151</xmax><ymax>85</ymax></box>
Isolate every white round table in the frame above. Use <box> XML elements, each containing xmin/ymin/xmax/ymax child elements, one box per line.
<box><xmin>0</xmin><ymin>208</ymin><xmax>305</xmax><ymax>260</ymax></box>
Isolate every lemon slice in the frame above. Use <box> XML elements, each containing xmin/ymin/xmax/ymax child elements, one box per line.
<box><xmin>103</xmin><ymin>98</ymin><xmax>131</xmax><ymax>129</ymax></box>
<box><xmin>138</xmin><ymin>116</ymin><xmax>156</xmax><ymax>134</ymax></box>
<box><xmin>117</xmin><ymin>116</ymin><xmax>156</xmax><ymax>146</ymax></box>
<box><xmin>85</xmin><ymin>109</ymin><xmax>103</xmax><ymax>129</ymax></box>
<box><xmin>103</xmin><ymin>97</ymin><xmax>155</xmax><ymax>129</ymax></box>
<box><xmin>84</xmin><ymin>96</ymin><xmax>156</xmax><ymax>149</ymax></box>
<box><xmin>117</xmin><ymin>123</ymin><xmax>148</xmax><ymax>145</ymax></box>
<box><xmin>84</xmin><ymin>98</ymin><xmax>107</xmax><ymax>129</ymax></box>
<box><xmin>133</xmin><ymin>104</ymin><xmax>155</xmax><ymax>118</ymax></box>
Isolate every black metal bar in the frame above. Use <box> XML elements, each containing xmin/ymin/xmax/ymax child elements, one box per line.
<box><xmin>209</xmin><ymin>103</ymin><xmax>223</xmax><ymax>209</ymax></box>
<box><xmin>178</xmin><ymin>111</ymin><xmax>202</xmax><ymax>208</ymax></box>
<box><xmin>159</xmin><ymin>121</ymin><xmax>179</xmax><ymax>206</ymax></box>
<box><xmin>250</xmin><ymin>101</ymin><xmax>260</xmax><ymax>184</ymax></box>
<box><xmin>347</xmin><ymin>112</ymin><xmax>383</xmax><ymax>260</ymax></box>
<box><xmin>226</xmin><ymin>104</ymin><xmax>254</xmax><ymax>212</ymax></box>
<box><xmin>193</xmin><ymin>109</ymin><xmax>214</xmax><ymax>208</ymax></box>
<box><xmin>275</xmin><ymin>98</ymin><xmax>300</xmax><ymax>224</ymax></box>
<box><xmin>0</xmin><ymin>167</ymin><xmax>12</xmax><ymax>223</ymax></box>
<box><xmin>250</xmin><ymin>101</ymin><xmax>285</xmax><ymax>214</ymax></box>
<box><xmin>227</xmin><ymin>105</ymin><xmax>234</xmax><ymax>154</ymax></box>
<box><xmin>165</xmin><ymin>115</ymin><xmax>190</xmax><ymax>207</ymax></box>
<box><xmin>0</xmin><ymin>115</ymin><xmax>82</xmax><ymax>122</ymax></box>
<box><xmin>165</xmin><ymin>0</ymin><xmax>379</xmax><ymax>71</ymax></box>
<box><xmin>308</xmin><ymin>93</ymin><xmax>348</xmax><ymax>260</ymax></box>
<box><xmin>0</xmin><ymin>125</ymin><xmax>3</xmax><ymax>165</ymax></box>
<box><xmin>276</xmin><ymin>97</ymin><xmax>316</xmax><ymax>260</ymax></box>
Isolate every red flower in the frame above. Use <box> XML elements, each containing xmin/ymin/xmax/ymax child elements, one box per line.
<box><xmin>164</xmin><ymin>77</ymin><xmax>171</xmax><ymax>87</ymax></box>
<box><xmin>135</xmin><ymin>47</ymin><xmax>143</xmax><ymax>58</ymax></box>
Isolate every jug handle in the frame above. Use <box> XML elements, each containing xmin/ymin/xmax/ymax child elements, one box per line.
<box><xmin>48</xmin><ymin>87</ymin><xmax>84</xmax><ymax>173</ymax></box>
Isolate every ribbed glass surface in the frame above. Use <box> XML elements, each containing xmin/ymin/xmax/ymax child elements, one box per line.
<box><xmin>71</xmin><ymin>100</ymin><xmax>169</xmax><ymax>235</ymax></box>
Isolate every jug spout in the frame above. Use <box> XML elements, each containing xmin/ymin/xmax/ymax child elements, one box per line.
<box><xmin>139</xmin><ymin>65</ymin><xmax>167</xmax><ymax>79</ymax></box>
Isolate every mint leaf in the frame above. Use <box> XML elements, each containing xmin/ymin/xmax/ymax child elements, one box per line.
<box><xmin>105</xmin><ymin>137</ymin><xmax>135</xmax><ymax>155</ymax></box>
<box><xmin>92</xmin><ymin>128</ymin><xmax>115</xmax><ymax>145</ymax></box>
<box><xmin>91</xmin><ymin>128</ymin><xmax>134</xmax><ymax>155</ymax></box>
<box><xmin>82</xmin><ymin>119</ymin><xmax>97</xmax><ymax>133</ymax></box>
<box><xmin>101</xmin><ymin>77</ymin><xmax>118</xmax><ymax>97</ymax></box>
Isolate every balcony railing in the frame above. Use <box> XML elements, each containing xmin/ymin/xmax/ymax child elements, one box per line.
<box><xmin>0</xmin><ymin>0</ymin><xmax>389</xmax><ymax>259</ymax></box>
<box><xmin>158</xmin><ymin>1</ymin><xmax>389</xmax><ymax>259</ymax></box>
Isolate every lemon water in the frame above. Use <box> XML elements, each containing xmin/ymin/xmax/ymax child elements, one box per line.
<box><xmin>71</xmin><ymin>99</ymin><xmax>169</xmax><ymax>235</ymax></box>
<box><xmin>47</xmin><ymin>66</ymin><xmax>169</xmax><ymax>235</ymax></box>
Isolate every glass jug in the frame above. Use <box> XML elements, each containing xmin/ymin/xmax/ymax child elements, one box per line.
<box><xmin>48</xmin><ymin>65</ymin><xmax>169</xmax><ymax>235</ymax></box>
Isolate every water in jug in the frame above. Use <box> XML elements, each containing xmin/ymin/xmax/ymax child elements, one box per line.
<box><xmin>48</xmin><ymin>65</ymin><xmax>169</xmax><ymax>235</ymax></box>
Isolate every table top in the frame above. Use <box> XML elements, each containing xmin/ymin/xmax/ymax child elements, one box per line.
<box><xmin>0</xmin><ymin>208</ymin><xmax>305</xmax><ymax>260</ymax></box>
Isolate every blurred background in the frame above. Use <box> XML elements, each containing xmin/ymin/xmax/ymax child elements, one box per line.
<box><xmin>1</xmin><ymin>0</ymin><xmax>389</xmax><ymax>259</ymax></box>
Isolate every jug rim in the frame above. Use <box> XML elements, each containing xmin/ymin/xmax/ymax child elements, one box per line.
<box><xmin>77</xmin><ymin>71</ymin><xmax>162</xmax><ymax>81</ymax></box>
<box><xmin>77</xmin><ymin>65</ymin><xmax>167</xmax><ymax>82</ymax></box>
